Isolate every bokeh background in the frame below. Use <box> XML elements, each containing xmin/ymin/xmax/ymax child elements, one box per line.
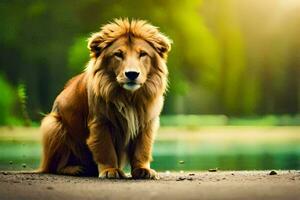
<box><xmin>0</xmin><ymin>0</ymin><xmax>299</xmax><ymax>172</ymax></box>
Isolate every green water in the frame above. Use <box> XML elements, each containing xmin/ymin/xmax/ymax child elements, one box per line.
<box><xmin>152</xmin><ymin>141</ymin><xmax>300</xmax><ymax>170</ymax></box>
<box><xmin>0</xmin><ymin>139</ymin><xmax>299</xmax><ymax>171</ymax></box>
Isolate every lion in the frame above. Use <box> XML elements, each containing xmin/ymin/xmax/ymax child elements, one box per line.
<box><xmin>38</xmin><ymin>19</ymin><xmax>171</xmax><ymax>179</ymax></box>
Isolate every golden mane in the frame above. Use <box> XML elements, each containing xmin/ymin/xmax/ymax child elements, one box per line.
<box><xmin>86</xmin><ymin>19</ymin><xmax>170</xmax><ymax>103</ymax></box>
<box><xmin>87</xmin><ymin>18</ymin><xmax>172</xmax><ymax>59</ymax></box>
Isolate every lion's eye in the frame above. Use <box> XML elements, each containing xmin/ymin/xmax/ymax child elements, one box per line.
<box><xmin>114</xmin><ymin>51</ymin><xmax>123</xmax><ymax>59</ymax></box>
<box><xmin>139</xmin><ymin>51</ymin><xmax>148</xmax><ymax>58</ymax></box>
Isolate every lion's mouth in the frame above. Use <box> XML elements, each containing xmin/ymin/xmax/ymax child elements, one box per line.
<box><xmin>123</xmin><ymin>82</ymin><xmax>141</xmax><ymax>91</ymax></box>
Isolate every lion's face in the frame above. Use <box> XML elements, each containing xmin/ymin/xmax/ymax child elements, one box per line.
<box><xmin>86</xmin><ymin>19</ymin><xmax>171</xmax><ymax>97</ymax></box>
<box><xmin>103</xmin><ymin>36</ymin><xmax>155</xmax><ymax>92</ymax></box>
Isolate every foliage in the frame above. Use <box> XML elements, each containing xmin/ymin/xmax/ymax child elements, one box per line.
<box><xmin>0</xmin><ymin>0</ymin><xmax>299</xmax><ymax>123</ymax></box>
<box><xmin>68</xmin><ymin>36</ymin><xmax>90</xmax><ymax>74</ymax></box>
<box><xmin>0</xmin><ymin>74</ymin><xmax>15</xmax><ymax>125</ymax></box>
<box><xmin>17</xmin><ymin>84</ymin><xmax>31</xmax><ymax>126</ymax></box>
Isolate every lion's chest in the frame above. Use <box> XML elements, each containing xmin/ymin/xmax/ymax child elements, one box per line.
<box><xmin>113</xmin><ymin>101</ymin><xmax>140</xmax><ymax>142</ymax></box>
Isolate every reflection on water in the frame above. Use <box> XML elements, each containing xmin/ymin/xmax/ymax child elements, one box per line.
<box><xmin>0</xmin><ymin>127</ymin><xmax>299</xmax><ymax>171</ymax></box>
<box><xmin>152</xmin><ymin>141</ymin><xmax>300</xmax><ymax>171</ymax></box>
<box><xmin>0</xmin><ymin>141</ymin><xmax>40</xmax><ymax>171</ymax></box>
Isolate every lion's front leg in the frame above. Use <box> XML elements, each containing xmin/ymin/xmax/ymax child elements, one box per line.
<box><xmin>87</xmin><ymin>120</ymin><xmax>126</xmax><ymax>179</ymax></box>
<box><xmin>130</xmin><ymin>118</ymin><xmax>160</xmax><ymax>180</ymax></box>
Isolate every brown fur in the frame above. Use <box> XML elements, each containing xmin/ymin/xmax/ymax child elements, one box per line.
<box><xmin>39</xmin><ymin>19</ymin><xmax>171</xmax><ymax>179</ymax></box>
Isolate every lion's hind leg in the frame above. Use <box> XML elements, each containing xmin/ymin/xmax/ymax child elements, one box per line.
<box><xmin>39</xmin><ymin>113</ymin><xmax>83</xmax><ymax>175</ymax></box>
<box><xmin>57</xmin><ymin>166</ymin><xmax>84</xmax><ymax>175</ymax></box>
<box><xmin>39</xmin><ymin>113</ymin><xmax>97</xmax><ymax>176</ymax></box>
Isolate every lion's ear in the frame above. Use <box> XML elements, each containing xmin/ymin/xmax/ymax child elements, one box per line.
<box><xmin>149</xmin><ymin>34</ymin><xmax>172</xmax><ymax>60</ymax></box>
<box><xmin>87</xmin><ymin>32</ymin><xmax>106</xmax><ymax>58</ymax></box>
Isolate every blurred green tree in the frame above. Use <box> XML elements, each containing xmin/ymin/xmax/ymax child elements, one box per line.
<box><xmin>0</xmin><ymin>74</ymin><xmax>14</xmax><ymax>125</ymax></box>
<box><xmin>0</xmin><ymin>0</ymin><xmax>299</xmax><ymax>123</ymax></box>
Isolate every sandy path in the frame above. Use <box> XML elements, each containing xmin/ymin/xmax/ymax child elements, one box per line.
<box><xmin>0</xmin><ymin>171</ymin><xmax>299</xmax><ymax>200</ymax></box>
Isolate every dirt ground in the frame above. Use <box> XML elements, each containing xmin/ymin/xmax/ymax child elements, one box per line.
<box><xmin>0</xmin><ymin>171</ymin><xmax>299</xmax><ymax>200</ymax></box>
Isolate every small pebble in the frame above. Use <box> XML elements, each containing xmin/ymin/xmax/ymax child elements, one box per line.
<box><xmin>13</xmin><ymin>180</ymin><xmax>20</xmax><ymax>183</ymax></box>
<box><xmin>165</xmin><ymin>170</ymin><xmax>170</xmax><ymax>175</ymax></box>
<box><xmin>269</xmin><ymin>170</ymin><xmax>277</xmax><ymax>175</ymax></box>
<box><xmin>187</xmin><ymin>177</ymin><xmax>193</xmax><ymax>181</ymax></box>
<box><xmin>208</xmin><ymin>168</ymin><xmax>218</xmax><ymax>172</ymax></box>
<box><xmin>9</xmin><ymin>161</ymin><xmax>13</xmax><ymax>165</ymax></box>
<box><xmin>22</xmin><ymin>163</ymin><xmax>26</xmax><ymax>168</ymax></box>
<box><xmin>180</xmin><ymin>170</ymin><xmax>184</xmax><ymax>174</ymax></box>
<box><xmin>189</xmin><ymin>173</ymin><xmax>195</xmax><ymax>176</ymax></box>
<box><xmin>176</xmin><ymin>177</ymin><xmax>186</xmax><ymax>181</ymax></box>
<box><xmin>46</xmin><ymin>186</ymin><xmax>54</xmax><ymax>190</ymax></box>
<box><xmin>2</xmin><ymin>172</ymin><xmax>8</xmax><ymax>175</ymax></box>
<box><xmin>179</xmin><ymin>161</ymin><xmax>185</xmax><ymax>164</ymax></box>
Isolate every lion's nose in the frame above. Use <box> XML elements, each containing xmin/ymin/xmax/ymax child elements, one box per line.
<box><xmin>125</xmin><ymin>71</ymin><xmax>140</xmax><ymax>81</ymax></box>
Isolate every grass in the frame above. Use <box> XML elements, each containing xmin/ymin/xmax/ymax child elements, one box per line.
<box><xmin>3</xmin><ymin>114</ymin><xmax>300</xmax><ymax>128</ymax></box>
<box><xmin>160</xmin><ymin>114</ymin><xmax>300</xmax><ymax>127</ymax></box>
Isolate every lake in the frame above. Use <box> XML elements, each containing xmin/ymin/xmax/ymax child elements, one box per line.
<box><xmin>0</xmin><ymin>126</ymin><xmax>299</xmax><ymax>171</ymax></box>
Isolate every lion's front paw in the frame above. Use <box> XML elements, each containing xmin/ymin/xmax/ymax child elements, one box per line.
<box><xmin>99</xmin><ymin>168</ymin><xmax>127</xmax><ymax>179</ymax></box>
<box><xmin>131</xmin><ymin>168</ymin><xmax>159</xmax><ymax>180</ymax></box>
